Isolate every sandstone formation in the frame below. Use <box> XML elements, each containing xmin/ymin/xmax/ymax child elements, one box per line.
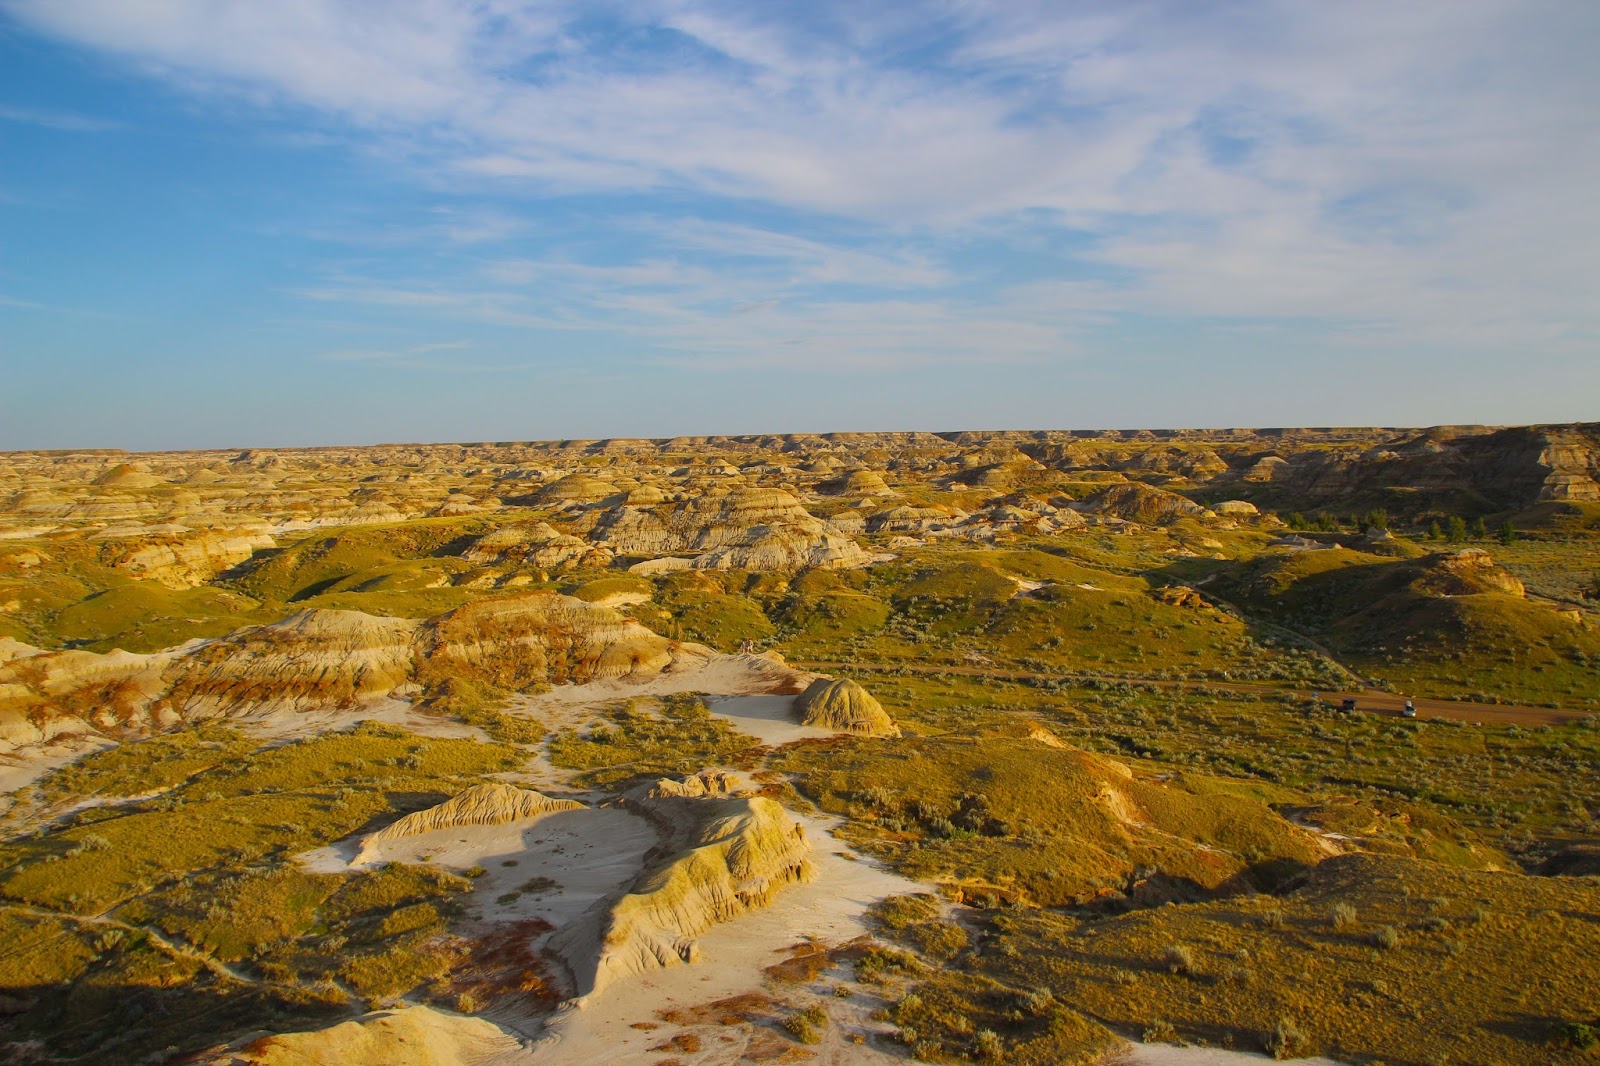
<box><xmin>1074</xmin><ymin>483</ymin><xmax>1207</xmax><ymax>524</ymax></box>
<box><xmin>98</xmin><ymin>525</ymin><xmax>275</xmax><ymax>588</ymax></box>
<box><xmin>793</xmin><ymin>677</ymin><xmax>900</xmax><ymax>737</ymax></box>
<box><xmin>579</xmin><ymin>486</ymin><xmax>869</xmax><ymax>571</ymax></box>
<box><xmin>550</xmin><ymin>789</ymin><xmax>813</xmax><ymax>997</ymax></box>
<box><xmin>214</xmin><ymin>1005</ymin><xmax>524</xmax><ymax>1065</ymax></box>
<box><xmin>355</xmin><ymin>783</ymin><xmax>584</xmax><ymax>864</ymax></box>
<box><xmin>0</xmin><ymin>592</ymin><xmax>713</xmax><ymax>749</ymax></box>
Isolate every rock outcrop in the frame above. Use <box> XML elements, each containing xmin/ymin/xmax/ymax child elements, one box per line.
<box><xmin>215</xmin><ymin>1005</ymin><xmax>524</xmax><ymax>1065</ymax></box>
<box><xmin>793</xmin><ymin>677</ymin><xmax>900</xmax><ymax>737</ymax></box>
<box><xmin>1073</xmin><ymin>483</ymin><xmax>1207</xmax><ymax>524</ymax></box>
<box><xmin>355</xmin><ymin>783</ymin><xmax>584</xmax><ymax>863</ymax></box>
<box><xmin>581</xmin><ymin>487</ymin><xmax>869</xmax><ymax>571</ymax></box>
<box><xmin>99</xmin><ymin>526</ymin><xmax>275</xmax><ymax>588</ymax></box>
<box><xmin>550</xmin><ymin>792</ymin><xmax>813</xmax><ymax>997</ymax></box>
<box><xmin>0</xmin><ymin>592</ymin><xmax>714</xmax><ymax>747</ymax></box>
<box><xmin>1421</xmin><ymin>548</ymin><xmax>1526</xmax><ymax>597</ymax></box>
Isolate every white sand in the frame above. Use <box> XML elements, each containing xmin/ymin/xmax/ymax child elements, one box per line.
<box><xmin>241</xmin><ymin>697</ymin><xmax>488</xmax><ymax>745</ymax></box>
<box><xmin>0</xmin><ymin>733</ymin><xmax>117</xmax><ymax>794</ymax></box>
<box><xmin>704</xmin><ymin>694</ymin><xmax>836</xmax><ymax>747</ymax></box>
<box><xmin>302</xmin><ymin>806</ymin><xmax>659</xmax><ymax>934</ymax></box>
<box><xmin>531</xmin><ymin>810</ymin><xmax>925</xmax><ymax>1065</ymax></box>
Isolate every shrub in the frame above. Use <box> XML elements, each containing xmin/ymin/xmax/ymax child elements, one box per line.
<box><xmin>1267</xmin><ymin>1017</ymin><xmax>1310</xmax><ymax>1059</ymax></box>
<box><xmin>785</xmin><ymin>1005</ymin><xmax>828</xmax><ymax>1044</ymax></box>
<box><xmin>975</xmin><ymin>1028</ymin><xmax>1004</xmax><ymax>1062</ymax></box>
<box><xmin>1163</xmin><ymin>943</ymin><xmax>1196</xmax><ymax>975</ymax></box>
<box><xmin>1559</xmin><ymin>1020</ymin><xmax>1599</xmax><ymax>1050</ymax></box>
<box><xmin>1373</xmin><ymin>925</ymin><xmax>1401</xmax><ymax>950</ymax></box>
<box><xmin>1143</xmin><ymin>1018</ymin><xmax>1179</xmax><ymax>1043</ymax></box>
<box><xmin>1329</xmin><ymin>902</ymin><xmax>1358</xmax><ymax>930</ymax></box>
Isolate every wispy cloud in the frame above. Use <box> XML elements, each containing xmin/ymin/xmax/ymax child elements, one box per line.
<box><xmin>319</xmin><ymin>339</ymin><xmax>472</xmax><ymax>366</ymax></box>
<box><xmin>6</xmin><ymin>0</ymin><xmax>1599</xmax><ymax>367</ymax></box>
<box><xmin>0</xmin><ymin>102</ymin><xmax>122</xmax><ymax>131</ymax></box>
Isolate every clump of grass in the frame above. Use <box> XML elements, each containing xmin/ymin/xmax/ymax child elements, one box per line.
<box><xmin>784</xmin><ymin>1004</ymin><xmax>828</xmax><ymax>1044</ymax></box>
<box><xmin>867</xmin><ymin>893</ymin><xmax>942</xmax><ymax>931</ymax></box>
<box><xmin>1143</xmin><ymin>1018</ymin><xmax>1180</xmax><ymax>1043</ymax></box>
<box><xmin>1266</xmin><ymin>1017</ymin><xmax>1310</xmax><ymax>1059</ymax></box>
<box><xmin>855</xmin><ymin>944</ymin><xmax>922</xmax><ymax>984</ymax></box>
<box><xmin>1163</xmin><ymin>943</ymin><xmax>1196</xmax><ymax>975</ymax></box>
<box><xmin>1372</xmin><ymin>924</ymin><xmax>1401</xmax><ymax>950</ymax></box>
<box><xmin>1329</xmin><ymin>902</ymin><xmax>1358</xmax><ymax>930</ymax></box>
<box><xmin>907</xmin><ymin>920</ymin><xmax>970</xmax><ymax>961</ymax></box>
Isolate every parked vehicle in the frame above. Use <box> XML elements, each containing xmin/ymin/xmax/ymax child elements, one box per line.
<box><xmin>1340</xmin><ymin>697</ymin><xmax>1358</xmax><ymax>711</ymax></box>
<box><xmin>1402</xmin><ymin>700</ymin><xmax>1417</xmax><ymax>718</ymax></box>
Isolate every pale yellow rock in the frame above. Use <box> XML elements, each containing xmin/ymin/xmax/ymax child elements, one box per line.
<box><xmin>216</xmin><ymin>1005</ymin><xmax>524</xmax><ymax>1065</ymax></box>
<box><xmin>552</xmin><ymin>794</ymin><xmax>812</xmax><ymax>997</ymax></box>
<box><xmin>356</xmin><ymin>783</ymin><xmax>583</xmax><ymax>863</ymax></box>
<box><xmin>793</xmin><ymin>677</ymin><xmax>900</xmax><ymax>737</ymax></box>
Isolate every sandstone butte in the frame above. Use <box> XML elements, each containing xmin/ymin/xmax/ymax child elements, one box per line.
<box><xmin>549</xmin><ymin>786</ymin><xmax>813</xmax><ymax>999</ymax></box>
<box><xmin>793</xmin><ymin>677</ymin><xmax>901</xmax><ymax>737</ymax></box>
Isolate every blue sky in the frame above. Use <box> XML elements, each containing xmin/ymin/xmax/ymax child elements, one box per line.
<box><xmin>2</xmin><ymin>1</ymin><xmax>1597</xmax><ymax>450</ymax></box>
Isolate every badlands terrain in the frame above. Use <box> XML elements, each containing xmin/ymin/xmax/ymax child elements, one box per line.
<box><xmin>0</xmin><ymin>423</ymin><xmax>1598</xmax><ymax>1065</ymax></box>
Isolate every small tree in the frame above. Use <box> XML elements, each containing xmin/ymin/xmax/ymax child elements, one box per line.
<box><xmin>1445</xmin><ymin>516</ymin><xmax>1469</xmax><ymax>544</ymax></box>
<box><xmin>1469</xmin><ymin>516</ymin><xmax>1488</xmax><ymax>539</ymax></box>
<box><xmin>1428</xmin><ymin>520</ymin><xmax>1443</xmax><ymax>541</ymax></box>
<box><xmin>1364</xmin><ymin>508</ymin><xmax>1390</xmax><ymax>531</ymax></box>
<box><xmin>1498</xmin><ymin>521</ymin><xmax>1517</xmax><ymax>546</ymax></box>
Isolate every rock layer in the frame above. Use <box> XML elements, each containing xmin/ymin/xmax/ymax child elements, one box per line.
<box><xmin>793</xmin><ymin>677</ymin><xmax>900</xmax><ymax>737</ymax></box>
<box><xmin>355</xmin><ymin>783</ymin><xmax>584</xmax><ymax>864</ymax></box>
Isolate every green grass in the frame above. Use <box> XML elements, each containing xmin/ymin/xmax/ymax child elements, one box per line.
<box><xmin>975</xmin><ymin>854</ymin><xmax>1600</xmax><ymax>1065</ymax></box>
<box><xmin>32</xmin><ymin>723</ymin><xmax>257</xmax><ymax>803</ymax></box>
<box><xmin>547</xmin><ymin>693</ymin><xmax>761</xmax><ymax>788</ymax></box>
<box><xmin>775</xmin><ymin>731</ymin><xmax>1321</xmax><ymax>907</ymax></box>
<box><xmin>1</xmin><ymin>722</ymin><xmax>523</xmax><ymax>914</ymax></box>
<box><xmin>1213</xmin><ymin>546</ymin><xmax>1600</xmax><ymax>705</ymax></box>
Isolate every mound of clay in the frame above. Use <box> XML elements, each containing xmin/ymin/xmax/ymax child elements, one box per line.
<box><xmin>553</xmin><ymin>794</ymin><xmax>812</xmax><ymax>997</ymax></box>
<box><xmin>2</xmin><ymin>592</ymin><xmax>714</xmax><ymax>745</ymax></box>
<box><xmin>165</xmin><ymin>609</ymin><xmax>418</xmax><ymax>715</ymax></box>
<box><xmin>1074</xmin><ymin>483</ymin><xmax>1206</xmax><ymax>524</ymax></box>
<box><xmin>793</xmin><ymin>678</ymin><xmax>900</xmax><ymax>737</ymax></box>
<box><xmin>458</xmin><ymin>520</ymin><xmax>611</xmax><ymax>573</ymax></box>
<box><xmin>356</xmin><ymin>783</ymin><xmax>583</xmax><ymax>863</ymax></box>
<box><xmin>646</xmin><ymin>769</ymin><xmax>736</xmax><ymax>799</ymax></box>
<box><xmin>583</xmin><ymin>486</ymin><xmax>869</xmax><ymax>571</ymax></box>
<box><xmin>218</xmin><ymin>1004</ymin><xmax>523</xmax><ymax>1065</ymax></box>
<box><xmin>535</xmin><ymin>473</ymin><xmax>619</xmax><ymax>504</ymax></box>
<box><xmin>100</xmin><ymin>526</ymin><xmax>275</xmax><ymax>588</ymax></box>
<box><xmin>418</xmin><ymin>591</ymin><xmax>710</xmax><ymax>688</ymax></box>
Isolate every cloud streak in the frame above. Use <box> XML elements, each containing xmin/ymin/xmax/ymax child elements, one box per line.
<box><xmin>6</xmin><ymin>0</ymin><xmax>1599</xmax><ymax>375</ymax></box>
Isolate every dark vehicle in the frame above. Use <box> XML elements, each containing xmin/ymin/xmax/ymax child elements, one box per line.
<box><xmin>1340</xmin><ymin>697</ymin><xmax>1358</xmax><ymax>711</ymax></box>
<box><xmin>1402</xmin><ymin>700</ymin><xmax>1417</xmax><ymax>718</ymax></box>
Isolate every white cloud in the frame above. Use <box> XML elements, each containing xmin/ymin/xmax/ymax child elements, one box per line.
<box><xmin>0</xmin><ymin>102</ymin><xmax>122</xmax><ymax>131</ymax></box>
<box><xmin>7</xmin><ymin>0</ymin><xmax>1599</xmax><ymax>353</ymax></box>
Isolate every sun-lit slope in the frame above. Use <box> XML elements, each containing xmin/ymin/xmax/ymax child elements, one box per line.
<box><xmin>975</xmin><ymin>853</ymin><xmax>1600</xmax><ymax>1066</ymax></box>
<box><xmin>549</xmin><ymin>783</ymin><xmax>814</xmax><ymax>998</ymax></box>
<box><xmin>1216</xmin><ymin>545</ymin><xmax>1600</xmax><ymax>701</ymax></box>
<box><xmin>778</xmin><ymin>732</ymin><xmax>1325</xmax><ymax>907</ymax></box>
